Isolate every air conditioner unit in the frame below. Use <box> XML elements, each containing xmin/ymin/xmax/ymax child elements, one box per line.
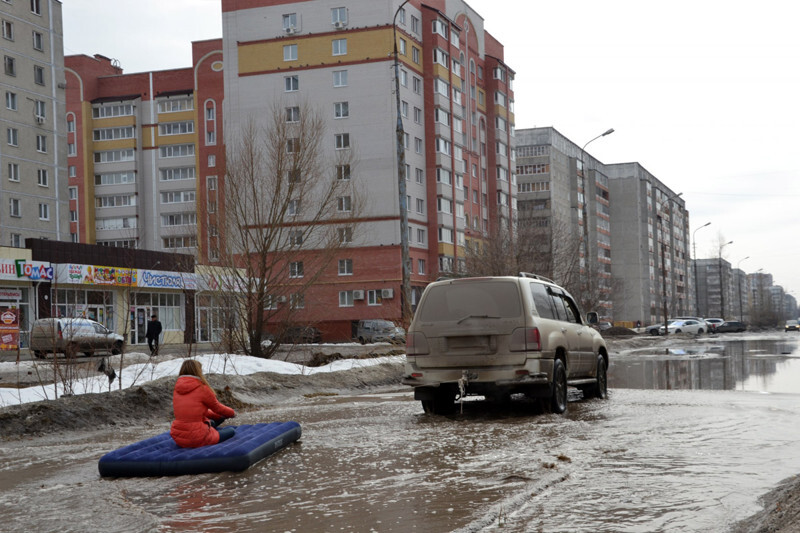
<box><xmin>276</xmin><ymin>296</ymin><xmax>287</xmax><ymax>303</ymax></box>
<box><xmin>285</xmin><ymin>26</ymin><xmax>296</xmax><ymax>34</ymax></box>
<box><xmin>333</xmin><ymin>21</ymin><xmax>347</xmax><ymax>29</ymax></box>
<box><xmin>381</xmin><ymin>288</ymin><xmax>394</xmax><ymax>299</ymax></box>
<box><xmin>352</xmin><ymin>290</ymin><xmax>365</xmax><ymax>300</ymax></box>
<box><xmin>35</xmin><ymin>116</ymin><xmax>44</xmax><ymax>124</ymax></box>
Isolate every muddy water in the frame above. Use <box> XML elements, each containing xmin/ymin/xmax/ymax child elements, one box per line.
<box><xmin>2</xmin><ymin>337</ymin><xmax>800</xmax><ymax>532</ymax></box>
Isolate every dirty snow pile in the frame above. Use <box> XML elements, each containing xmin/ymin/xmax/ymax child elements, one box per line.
<box><xmin>0</xmin><ymin>353</ymin><xmax>404</xmax><ymax>407</ymax></box>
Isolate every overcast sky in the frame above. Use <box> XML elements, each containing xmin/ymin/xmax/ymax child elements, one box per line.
<box><xmin>62</xmin><ymin>0</ymin><xmax>800</xmax><ymax>301</ymax></box>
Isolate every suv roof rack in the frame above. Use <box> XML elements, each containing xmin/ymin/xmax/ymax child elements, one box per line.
<box><xmin>518</xmin><ymin>272</ymin><xmax>555</xmax><ymax>284</ymax></box>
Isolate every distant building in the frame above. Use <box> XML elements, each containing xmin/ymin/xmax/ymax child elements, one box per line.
<box><xmin>0</xmin><ymin>0</ymin><xmax>69</xmax><ymax>246</ymax></box>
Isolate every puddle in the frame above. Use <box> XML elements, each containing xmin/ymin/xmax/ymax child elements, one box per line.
<box><xmin>610</xmin><ymin>338</ymin><xmax>800</xmax><ymax>393</ymax></box>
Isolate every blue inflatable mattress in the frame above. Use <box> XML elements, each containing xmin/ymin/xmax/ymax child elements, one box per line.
<box><xmin>98</xmin><ymin>421</ymin><xmax>301</xmax><ymax>477</ymax></box>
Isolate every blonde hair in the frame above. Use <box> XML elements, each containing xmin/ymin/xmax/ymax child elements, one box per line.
<box><xmin>178</xmin><ymin>359</ymin><xmax>211</xmax><ymax>389</ymax></box>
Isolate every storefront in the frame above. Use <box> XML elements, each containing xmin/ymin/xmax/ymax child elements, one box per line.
<box><xmin>0</xmin><ymin>256</ymin><xmax>53</xmax><ymax>348</ymax></box>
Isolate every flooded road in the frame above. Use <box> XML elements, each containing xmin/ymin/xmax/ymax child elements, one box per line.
<box><xmin>2</xmin><ymin>335</ymin><xmax>800</xmax><ymax>532</ymax></box>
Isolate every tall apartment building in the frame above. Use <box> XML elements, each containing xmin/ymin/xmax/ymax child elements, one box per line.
<box><xmin>221</xmin><ymin>0</ymin><xmax>515</xmax><ymax>335</ymax></box>
<box><xmin>1</xmin><ymin>0</ymin><xmax>69</xmax><ymax>246</ymax></box>
<box><xmin>64</xmin><ymin>40</ymin><xmax>224</xmax><ymax>261</ymax></box>
<box><xmin>514</xmin><ymin>127</ymin><xmax>613</xmax><ymax>317</ymax></box>
<box><xmin>607</xmin><ymin>162</ymin><xmax>690</xmax><ymax>325</ymax></box>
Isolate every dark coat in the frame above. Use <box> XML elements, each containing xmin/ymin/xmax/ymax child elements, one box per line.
<box><xmin>170</xmin><ymin>375</ymin><xmax>236</xmax><ymax>448</ymax></box>
<box><xmin>145</xmin><ymin>319</ymin><xmax>162</xmax><ymax>341</ymax></box>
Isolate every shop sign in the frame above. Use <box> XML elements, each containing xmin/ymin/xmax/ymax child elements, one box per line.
<box><xmin>0</xmin><ymin>288</ymin><xmax>23</xmax><ymax>300</ymax></box>
<box><xmin>59</xmin><ymin>264</ymin><xmax>137</xmax><ymax>286</ymax></box>
<box><xmin>0</xmin><ymin>307</ymin><xmax>19</xmax><ymax>350</ymax></box>
<box><xmin>0</xmin><ymin>259</ymin><xmax>53</xmax><ymax>281</ymax></box>
<box><xmin>139</xmin><ymin>270</ymin><xmax>197</xmax><ymax>290</ymax></box>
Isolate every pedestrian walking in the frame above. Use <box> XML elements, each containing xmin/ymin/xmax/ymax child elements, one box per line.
<box><xmin>146</xmin><ymin>314</ymin><xmax>162</xmax><ymax>356</ymax></box>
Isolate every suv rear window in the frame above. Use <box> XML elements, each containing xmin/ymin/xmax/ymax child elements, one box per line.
<box><xmin>417</xmin><ymin>280</ymin><xmax>522</xmax><ymax>322</ymax></box>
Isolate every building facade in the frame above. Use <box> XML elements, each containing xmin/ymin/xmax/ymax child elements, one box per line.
<box><xmin>1</xmin><ymin>0</ymin><xmax>69</xmax><ymax>247</ymax></box>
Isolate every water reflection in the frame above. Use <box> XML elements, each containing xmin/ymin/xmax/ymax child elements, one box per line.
<box><xmin>609</xmin><ymin>339</ymin><xmax>799</xmax><ymax>393</ymax></box>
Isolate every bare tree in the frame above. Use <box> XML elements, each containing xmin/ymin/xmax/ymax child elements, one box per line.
<box><xmin>212</xmin><ymin>104</ymin><xmax>360</xmax><ymax>358</ymax></box>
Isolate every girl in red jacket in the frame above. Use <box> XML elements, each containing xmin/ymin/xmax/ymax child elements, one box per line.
<box><xmin>170</xmin><ymin>359</ymin><xmax>236</xmax><ymax>448</ymax></box>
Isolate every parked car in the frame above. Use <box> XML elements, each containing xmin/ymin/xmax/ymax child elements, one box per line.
<box><xmin>403</xmin><ymin>273</ymin><xmax>609</xmax><ymax>415</ymax></box>
<box><xmin>594</xmin><ymin>321</ymin><xmax>613</xmax><ymax>331</ymax></box>
<box><xmin>659</xmin><ymin>319</ymin><xmax>706</xmax><ymax>335</ymax></box>
<box><xmin>715</xmin><ymin>321</ymin><xmax>747</xmax><ymax>333</ymax></box>
<box><xmin>29</xmin><ymin>318</ymin><xmax>124</xmax><ymax>358</ymax></box>
<box><xmin>704</xmin><ymin>318</ymin><xmax>724</xmax><ymax>332</ymax></box>
<box><xmin>644</xmin><ymin>321</ymin><xmax>672</xmax><ymax>335</ymax></box>
<box><xmin>356</xmin><ymin>319</ymin><xmax>405</xmax><ymax>344</ymax></box>
<box><xmin>785</xmin><ymin>320</ymin><xmax>799</xmax><ymax>332</ymax></box>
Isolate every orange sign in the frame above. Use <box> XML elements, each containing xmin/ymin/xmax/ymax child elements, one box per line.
<box><xmin>0</xmin><ymin>307</ymin><xmax>19</xmax><ymax>350</ymax></box>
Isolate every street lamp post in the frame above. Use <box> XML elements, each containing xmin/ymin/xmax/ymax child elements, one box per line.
<box><xmin>737</xmin><ymin>256</ymin><xmax>750</xmax><ymax>321</ymax></box>
<box><xmin>718</xmin><ymin>240</ymin><xmax>733</xmax><ymax>318</ymax></box>
<box><xmin>393</xmin><ymin>0</ymin><xmax>411</xmax><ymax>325</ymax></box>
<box><xmin>578</xmin><ymin>128</ymin><xmax>614</xmax><ymax>302</ymax></box>
<box><xmin>692</xmin><ymin>222</ymin><xmax>711</xmax><ymax>316</ymax></box>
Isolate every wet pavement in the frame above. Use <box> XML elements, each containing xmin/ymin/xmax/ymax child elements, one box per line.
<box><xmin>1</xmin><ymin>335</ymin><xmax>799</xmax><ymax>532</ymax></box>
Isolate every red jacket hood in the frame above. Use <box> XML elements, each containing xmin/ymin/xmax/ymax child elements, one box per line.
<box><xmin>174</xmin><ymin>375</ymin><xmax>204</xmax><ymax>396</ymax></box>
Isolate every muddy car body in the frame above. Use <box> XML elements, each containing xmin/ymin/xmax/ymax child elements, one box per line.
<box><xmin>30</xmin><ymin>318</ymin><xmax>124</xmax><ymax>358</ymax></box>
<box><xmin>403</xmin><ymin>273</ymin><xmax>609</xmax><ymax>414</ymax></box>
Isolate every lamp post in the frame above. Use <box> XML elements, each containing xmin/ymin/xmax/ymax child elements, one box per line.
<box><xmin>658</xmin><ymin>192</ymin><xmax>682</xmax><ymax>335</ymax></box>
<box><xmin>692</xmin><ymin>222</ymin><xmax>711</xmax><ymax>316</ymax></box>
<box><xmin>578</xmin><ymin>128</ymin><xmax>614</xmax><ymax>301</ymax></box>
<box><xmin>718</xmin><ymin>240</ymin><xmax>733</xmax><ymax>318</ymax></box>
<box><xmin>737</xmin><ymin>256</ymin><xmax>750</xmax><ymax>321</ymax></box>
<box><xmin>393</xmin><ymin>0</ymin><xmax>411</xmax><ymax>325</ymax></box>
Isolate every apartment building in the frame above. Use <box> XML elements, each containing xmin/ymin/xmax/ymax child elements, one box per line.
<box><xmin>220</xmin><ymin>0</ymin><xmax>515</xmax><ymax>336</ymax></box>
<box><xmin>607</xmin><ymin>162</ymin><xmax>690</xmax><ymax>325</ymax></box>
<box><xmin>514</xmin><ymin>127</ymin><xmax>613</xmax><ymax>318</ymax></box>
<box><xmin>64</xmin><ymin>40</ymin><xmax>224</xmax><ymax>261</ymax></box>
<box><xmin>1</xmin><ymin>0</ymin><xmax>69</xmax><ymax>246</ymax></box>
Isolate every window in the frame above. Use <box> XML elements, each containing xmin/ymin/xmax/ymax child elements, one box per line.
<box><xmin>416</xmin><ymin>198</ymin><xmax>424</xmax><ymax>214</ymax></box>
<box><xmin>8</xmin><ymin>163</ymin><xmax>19</xmax><ymax>182</ymax></box>
<box><xmin>290</xmin><ymin>293</ymin><xmax>305</xmax><ymax>310</ymax></box>
<box><xmin>397</xmin><ymin>8</ymin><xmax>406</xmax><ymax>24</ymax></box>
<box><xmin>160</xmin><ymin>167</ymin><xmax>194</xmax><ymax>181</ymax></box>
<box><xmin>367</xmin><ymin>290</ymin><xmax>382</xmax><ymax>306</ymax></box>
<box><xmin>417</xmin><ymin>228</ymin><xmax>426</xmax><ymax>244</ymax></box>
<box><xmin>32</xmin><ymin>30</ymin><xmax>43</xmax><ymax>51</ymax></box>
<box><xmin>285</xmin><ymin>75</ymin><xmax>299</xmax><ymax>92</ymax></box>
<box><xmin>284</xmin><ymin>229</ymin><xmax>302</xmax><ymax>246</ymax></box>
<box><xmin>432</xmin><ymin>19</ymin><xmax>448</xmax><ymax>39</ymax></box>
<box><xmin>69</xmin><ymin>187</ymin><xmax>77</xmax><ymax>199</ymax></box>
<box><xmin>96</xmin><ymin>195</ymin><xmax>136</xmax><ymax>208</ymax></box>
<box><xmin>287</xmin><ymin>138</ymin><xmax>299</xmax><ymax>153</ymax></box>
<box><xmin>400</xmin><ymin>69</ymin><xmax>408</xmax><ymax>87</ymax></box>
<box><xmin>418</xmin><ymin>259</ymin><xmax>426</xmax><ymax>275</ymax></box>
<box><xmin>285</xmin><ymin>106</ymin><xmax>300</xmax><ymax>123</ymax></box>
<box><xmin>206</xmin><ymin>131</ymin><xmax>216</xmax><ymax>145</ymax></box>
<box><xmin>38</xmin><ymin>203</ymin><xmax>49</xmax><ymax>220</ymax></box>
<box><xmin>436</xmin><ymin>168</ymin><xmax>452</xmax><ymax>185</ymax></box>
<box><xmin>283</xmin><ymin>44</ymin><xmax>297</xmax><ymax>61</ymax></box>
<box><xmin>163</xmin><ymin>236</ymin><xmax>197</xmax><ymax>249</ymax></box>
<box><xmin>5</xmin><ymin>91</ymin><xmax>16</xmax><ymax>110</ymax></box>
<box><xmin>435</xmin><ymin>108</ymin><xmax>450</xmax><ymax>126</ymax></box>
<box><xmin>2</xmin><ymin>20</ymin><xmax>13</xmax><ymax>41</ymax></box>
<box><xmin>414</xmin><ymin>137</ymin><xmax>422</xmax><ymax>153</ymax></box>
<box><xmin>10</xmin><ymin>233</ymin><xmax>22</xmax><ymax>247</ymax></box>
<box><xmin>338</xmin><ymin>259</ymin><xmax>353</xmax><ymax>275</ymax></box>
<box><xmin>33</xmin><ymin>65</ymin><xmax>44</xmax><ymax>85</ymax></box>
<box><xmin>413</xmin><ymin>76</ymin><xmax>421</xmax><ymax>94</ymax></box>
<box><xmin>37</xmin><ymin>168</ymin><xmax>47</xmax><ymax>186</ymax></box>
<box><xmin>289</xmin><ymin>261</ymin><xmax>304</xmax><ymax>278</ymax></box>
<box><xmin>433</xmin><ymin>48</ymin><xmax>449</xmax><ymax>68</ymax></box>
<box><xmin>30</xmin><ymin>0</ymin><xmax>41</xmax><ymax>15</ymax></box>
<box><xmin>68</xmin><ymin>165</ymin><xmax>76</xmax><ymax>177</ymax></box>
<box><xmin>94</xmin><ymin>126</ymin><xmax>135</xmax><ymax>140</ymax></box>
<box><xmin>159</xmin><ymin>144</ymin><xmax>194</xmax><ymax>158</ymax></box>
<box><xmin>288</xmin><ymin>199</ymin><xmax>300</xmax><ymax>215</ymax></box>
<box><xmin>435</xmin><ymin>137</ymin><xmax>451</xmax><ymax>155</ymax></box>
<box><xmin>411</xmin><ymin>15</ymin><xmax>419</xmax><ymax>33</ymax></box>
<box><xmin>437</xmin><ymin>197</ymin><xmax>452</xmax><ymax>214</ymax></box>
<box><xmin>331</xmin><ymin>7</ymin><xmax>347</xmax><ymax>25</ymax></box>
<box><xmin>34</xmin><ymin>99</ymin><xmax>45</xmax><ymax>119</ymax></box>
<box><xmin>158</xmin><ymin>121</ymin><xmax>193</xmax><ymax>135</ymax></box>
<box><xmin>287</xmin><ymin>168</ymin><xmax>301</xmax><ymax>183</ymax></box>
<box><xmin>333</xmin><ymin>70</ymin><xmax>348</xmax><ymax>87</ymax></box>
<box><xmin>334</xmin><ymin>101</ymin><xmax>349</xmax><ymax>119</ymax></box>
<box><xmin>415</xmin><ymin>168</ymin><xmax>424</xmax><ymax>184</ymax></box>
<box><xmin>9</xmin><ymin>198</ymin><xmax>21</xmax><ymax>217</ymax></box>
<box><xmin>157</xmin><ymin>98</ymin><xmax>192</xmax><ymax>113</ymax></box>
<box><xmin>412</xmin><ymin>47</ymin><xmax>420</xmax><ymax>64</ymax></box>
<box><xmin>160</xmin><ymin>190</ymin><xmax>195</xmax><ymax>204</ymax></box>
<box><xmin>339</xmin><ymin>291</ymin><xmax>354</xmax><ymax>307</ymax></box>
<box><xmin>338</xmin><ymin>227</ymin><xmax>352</xmax><ymax>243</ymax></box>
<box><xmin>399</xmin><ymin>38</ymin><xmax>406</xmax><ymax>55</ymax></box>
<box><xmin>414</xmin><ymin>107</ymin><xmax>422</xmax><ymax>124</ymax></box>
<box><xmin>334</xmin><ymin>133</ymin><xmax>350</xmax><ymax>150</ymax></box>
<box><xmin>332</xmin><ymin>38</ymin><xmax>347</xmax><ymax>56</ymax></box>
<box><xmin>4</xmin><ymin>55</ymin><xmax>16</xmax><ymax>76</ymax></box>
<box><xmin>96</xmin><ymin>217</ymin><xmax>136</xmax><ymax>231</ymax></box>
<box><xmin>94</xmin><ymin>103</ymin><xmax>134</xmax><ymax>118</ymax></box>
<box><xmin>282</xmin><ymin>13</ymin><xmax>297</xmax><ymax>30</ymax></box>
<box><xmin>401</xmin><ymin>100</ymin><xmax>408</xmax><ymax>117</ymax></box>
<box><xmin>94</xmin><ymin>149</ymin><xmax>135</xmax><ymax>163</ymax></box>
<box><xmin>207</xmin><ymin>176</ymin><xmax>217</xmax><ymax>190</ymax></box>
<box><xmin>336</xmin><ymin>164</ymin><xmax>351</xmax><ymax>180</ymax></box>
<box><xmin>7</xmin><ymin>127</ymin><xmax>18</xmax><ymax>146</ymax></box>
<box><xmin>337</xmin><ymin>195</ymin><xmax>352</xmax><ymax>212</ymax></box>
<box><xmin>161</xmin><ymin>213</ymin><xmax>197</xmax><ymax>227</ymax></box>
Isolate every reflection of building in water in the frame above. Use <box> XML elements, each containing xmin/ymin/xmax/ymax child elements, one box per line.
<box><xmin>609</xmin><ymin>341</ymin><xmax>786</xmax><ymax>391</ymax></box>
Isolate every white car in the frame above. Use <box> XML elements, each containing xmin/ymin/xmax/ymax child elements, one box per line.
<box><xmin>659</xmin><ymin>319</ymin><xmax>706</xmax><ymax>335</ymax></box>
<box><xmin>704</xmin><ymin>318</ymin><xmax>724</xmax><ymax>332</ymax></box>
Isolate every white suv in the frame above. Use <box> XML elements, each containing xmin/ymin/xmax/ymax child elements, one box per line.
<box><xmin>403</xmin><ymin>273</ymin><xmax>609</xmax><ymax>414</ymax></box>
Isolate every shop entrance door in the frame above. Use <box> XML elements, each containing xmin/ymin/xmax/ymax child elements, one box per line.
<box><xmin>129</xmin><ymin>307</ymin><xmax>149</xmax><ymax>345</ymax></box>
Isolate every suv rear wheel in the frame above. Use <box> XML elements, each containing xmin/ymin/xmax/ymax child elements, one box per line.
<box><xmin>549</xmin><ymin>359</ymin><xmax>568</xmax><ymax>414</ymax></box>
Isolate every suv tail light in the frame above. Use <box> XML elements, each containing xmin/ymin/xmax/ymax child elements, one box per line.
<box><xmin>406</xmin><ymin>332</ymin><xmax>429</xmax><ymax>355</ymax></box>
<box><xmin>510</xmin><ymin>327</ymin><xmax>541</xmax><ymax>352</ymax></box>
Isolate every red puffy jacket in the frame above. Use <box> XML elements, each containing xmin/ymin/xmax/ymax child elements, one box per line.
<box><xmin>170</xmin><ymin>375</ymin><xmax>236</xmax><ymax>448</ymax></box>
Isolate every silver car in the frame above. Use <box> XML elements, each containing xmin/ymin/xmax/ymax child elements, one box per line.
<box><xmin>30</xmin><ymin>318</ymin><xmax>124</xmax><ymax>358</ymax></box>
<box><xmin>403</xmin><ymin>273</ymin><xmax>609</xmax><ymax>415</ymax></box>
